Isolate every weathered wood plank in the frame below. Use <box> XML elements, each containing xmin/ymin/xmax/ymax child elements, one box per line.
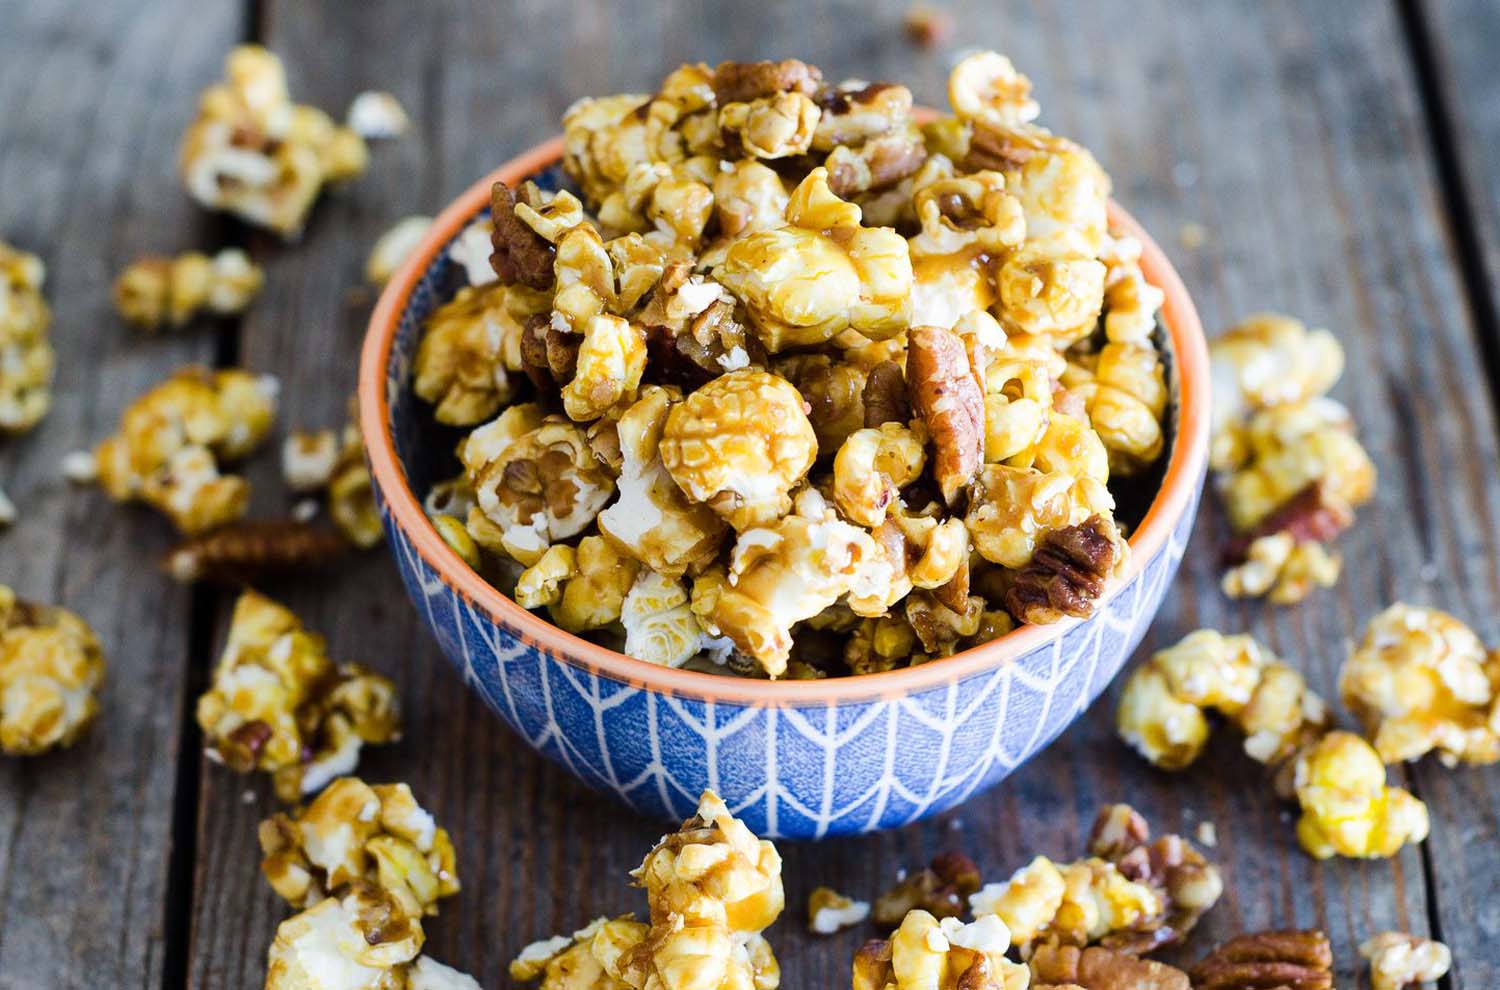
<box><xmin>0</xmin><ymin>1</ymin><xmax>244</xmax><ymax>988</ymax></box>
<box><xmin>1386</xmin><ymin>1</ymin><xmax>1500</xmax><ymax>983</ymax></box>
<box><xmin>180</xmin><ymin>1</ymin><xmax>1499</xmax><ymax>989</ymax></box>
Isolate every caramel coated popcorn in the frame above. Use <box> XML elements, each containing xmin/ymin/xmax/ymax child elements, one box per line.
<box><xmin>196</xmin><ymin>590</ymin><xmax>400</xmax><ymax>801</ymax></box>
<box><xmin>514</xmin><ymin>789</ymin><xmax>784</xmax><ymax>990</ymax></box>
<box><xmin>0</xmin><ymin>240</ymin><xmax>53</xmax><ymax>434</ymax></box>
<box><xmin>1117</xmin><ymin>629</ymin><xmax>1328</xmax><ymax>771</ymax></box>
<box><xmin>413</xmin><ymin>54</ymin><xmax>1171</xmax><ymax>677</ymax></box>
<box><xmin>1340</xmin><ymin>603</ymin><xmax>1500</xmax><ymax>766</ymax></box>
<box><xmin>1209</xmin><ymin>313</ymin><xmax>1373</xmax><ymax>603</ymax></box>
<box><xmin>969</xmin><ymin>804</ymin><xmax>1221</xmax><ymax>957</ymax></box>
<box><xmin>283</xmin><ymin>403</ymin><xmax>383</xmax><ymax>548</ymax></box>
<box><xmin>0</xmin><ymin>585</ymin><xmax>105</xmax><ymax>755</ymax></box>
<box><xmin>852</xmin><ymin>913</ymin><xmax>1028</xmax><ymax>990</ymax></box>
<box><xmin>264</xmin><ymin>883</ymin><xmax>478</xmax><ymax>990</ymax></box>
<box><xmin>181</xmin><ymin>45</ymin><xmax>368</xmax><ymax>237</ymax></box>
<box><xmin>1360</xmin><ymin>932</ymin><xmax>1451</xmax><ymax>990</ymax></box>
<box><xmin>93</xmin><ymin>366</ymin><xmax>278</xmax><ymax>533</ymax></box>
<box><xmin>113</xmin><ymin>248</ymin><xmax>264</xmax><ymax>330</ymax></box>
<box><xmin>260</xmin><ymin>776</ymin><xmax>458</xmax><ymax>916</ymax></box>
<box><xmin>1293</xmin><ymin>731</ymin><xmax>1429</xmax><ymax>860</ymax></box>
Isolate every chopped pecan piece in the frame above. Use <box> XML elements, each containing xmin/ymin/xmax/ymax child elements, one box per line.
<box><xmin>872</xmin><ymin>850</ymin><xmax>981</xmax><ymax>925</ymax></box>
<box><xmin>1030</xmin><ymin>944</ymin><xmax>1189</xmax><ymax>990</ymax></box>
<box><xmin>1190</xmin><ymin>930</ymin><xmax>1334</xmax><ymax>990</ymax></box>
<box><xmin>907</xmin><ymin>325</ymin><xmax>984</xmax><ymax>505</ymax></box>
<box><xmin>826</xmin><ymin>132</ymin><xmax>928</xmax><ymax>197</ymax></box>
<box><xmin>1005</xmin><ymin>515</ymin><xmax>1121</xmax><ymax>623</ymax></box>
<box><xmin>519</xmin><ymin>313</ymin><xmax>579</xmax><ymax>389</ymax></box>
<box><xmin>1222</xmin><ymin>481</ymin><xmax>1353</xmax><ymax>565</ymax></box>
<box><xmin>489</xmin><ymin>181</ymin><xmax>555</xmax><ymax>290</ymax></box>
<box><xmin>863</xmin><ymin>360</ymin><xmax>911</xmax><ymax>427</ymax></box>
<box><xmin>161</xmin><ymin>520</ymin><xmax>345</xmax><ymax>584</ymax></box>
<box><xmin>713</xmin><ymin>58</ymin><xmax>823</xmax><ymax>104</ymax></box>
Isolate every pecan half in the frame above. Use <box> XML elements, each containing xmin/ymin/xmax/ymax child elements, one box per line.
<box><xmin>907</xmin><ymin>325</ymin><xmax>984</xmax><ymax>506</ymax></box>
<box><xmin>162</xmin><ymin>520</ymin><xmax>345</xmax><ymax>585</ymax></box>
<box><xmin>519</xmin><ymin>313</ymin><xmax>579</xmax><ymax>389</ymax></box>
<box><xmin>827</xmin><ymin>132</ymin><xmax>929</xmax><ymax>197</ymax></box>
<box><xmin>1030</xmin><ymin>945</ymin><xmax>1189</xmax><ymax>990</ymax></box>
<box><xmin>863</xmin><ymin>360</ymin><xmax>910</xmax><ymax>427</ymax></box>
<box><xmin>713</xmin><ymin>59</ymin><xmax>823</xmax><ymax>105</ymax></box>
<box><xmin>1005</xmin><ymin>516</ymin><xmax>1120</xmax><ymax>623</ymax></box>
<box><xmin>872</xmin><ymin>850</ymin><xmax>982</xmax><ymax>925</ymax></box>
<box><xmin>1191</xmin><ymin>930</ymin><xmax>1334</xmax><ymax>990</ymax></box>
<box><xmin>1221</xmin><ymin>481</ymin><xmax>1354</xmax><ymax>565</ymax></box>
<box><xmin>489</xmin><ymin>181</ymin><xmax>555</xmax><ymax>290</ymax></box>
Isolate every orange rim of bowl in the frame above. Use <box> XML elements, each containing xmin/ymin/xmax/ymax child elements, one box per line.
<box><xmin>360</xmin><ymin>134</ymin><xmax>1209</xmax><ymax>705</ymax></box>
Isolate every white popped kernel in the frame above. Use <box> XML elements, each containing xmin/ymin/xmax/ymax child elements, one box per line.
<box><xmin>346</xmin><ymin>90</ymin><xmax>411</xmax><ymax>139</ymax></box>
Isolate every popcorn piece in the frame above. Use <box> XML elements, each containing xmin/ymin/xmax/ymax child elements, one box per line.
<box><xmin>346</xmin><ymin>90</ymin><xmax>410</xmax><ymax>139</ymax></box>
<box><xmin>1063</xmin><ymin>342</ymin><xmax>1166</xmax><ymax>478</ymax></box>
<box><xmin>808</xmin><ymin>886</ymin><xmax>870</xmax><ymax>934</ymax></box>
<box><xmin>431</xmin><ymin>514</ymin><xmax>481</xmax><ymax>571</ymax></box>
<box><xmin>180</xmin><ymin>45</ymin><xmax>368</xmax><ymax>238</ymax></box>
<box><xmin>598</xmin><ymin>387</ymin><xmax>726</xmax><ymax>578</ymax></box>
<box><xmin>719</xmin><ymin>91</ymin><xmax>821</xmax><ymax>159</ymax></box>
<box><xmin>561</xmin><ymin>314</ymin><xmax>648</xmax><ymax>422</ymax></box>
<box><xmin>1117</xmin><ymin>629</ymin><xmax>1328</xmax><ymax>771</ymax></box>
<box><xmin>966</xmin><ymin>464</ymin><xmax>1114</xmax><ymax>570</ymax></box>
<box><xmin>515</xmin><ymin>545</ymin><xmax>578</xmax><ymax>610</ymax></box>
<box><xmin>661</xmin><ymin>369</ymin><xmax>817</xmax><ymax>532</ymax></box>
<box><xmin>970</xmin><ymin>804</ymin><xmax>1221</xmax><ymax>956</ymax></box>
<box><xmin>515</xmin><ymin>790</ymin><xmax>785</xmax><ymax>990</ymax></box>
<box><xmin>552</xmin><ymin>535</ymin><xmax>639</xmax><ymax>633</ymax></box>
<box><xmin>0</xmin><ymin>240</ymin><xmax>53</xmax><ymax>434</ymax></box>
<box><xmin>873</xmin><ymin>851</ymin><xmax>981</xmax><ymax>926</ymax></box>
<box><xmin>714</xmin><ymin>492</ymin><xmax>880</xmax><ymax>677</ymax></box>
<box><xmin>283</xmin><ymin>429</ymin><xmax>342</xmax><ymax>493</ymax></box>
<box><xmin>832</xmin><ymin>423</ymin><xmax>927</xmax><ymax>528</ymax></box>
<box><xmin>948</xmin><ymin>52</ymin><xmax>1040</xmax><ymax>129</ymax></box>
<box><xmin>1221</xmin><ymin>532</ymin><xmax>1340</xmax><ymax>605</ymax></box>
<box><xmin>365</xmin><ymin>215</ymin><xmax>432</xmax><ymax>284</ymax></box>
<box><xmin>0</xmin><ymin>586</ymin><xmax>105</xmax><ymax>755</ymax></box>
<box><xmin>414</xmin><ymin>280</ymin><xmax>549</xmax><ymax>426</ymax></box>
<box><xmin>851</xmin><ymin>912</ymin><xmax>1029</xmax><ymax>990</ymax></box>
<box><xmin>259</xmin><ymin>776</ymin><xmax>458</xmax><ymax>916</ymax></box>
<box><xmin>716</xmin><ymin>168</ymin><xmax>912</xmax><ymax>352</ymax></box>
<box><xmin>285</xmin><ymin>404</ymin><xmax>382</xmax><ymax>549</ymax></box>
<box><xmin>1340</xmin><ymin>603</ymin><xmax>1500</xmax><ymax>766</ymax></box>
<box><xmin>469</xmin><ymin>416</ymin><xmax>614</xmax><ymax>565</ymax></box>
<box><xmin>909</xmin><ymin>172</ymin><xmax>1024</xmax><ymax>258</ymax></box>
<box><xmin>113</xmin><ymin>248</ymin><xmax>264</xmax><ymax>330</ymax></box>
<box><xmin>1293</xmin><ymin>731</ymin><xmax>1429</xmax><ymax>860</ymax></box>
<box><xmin>621</xmin><ymin>570</ymin><xmax>704</xmax><ymax>668</ymax></box>
<box><xmin>1360</xmin><ymin>932</ymin><xmax>1451</xmax><ymax>990</ymax></box>
<box><xmin>196</xmin><ymin>590</ymin><xmax>400</xmax><ymax>802</ymax></box>
<box><xmin>714</xmin><ymin>160</ymin><xmax>792</xmax><ymax>239</ymax></box>
<box><xmin>93</xmin><ymin>366</ymin><xmax>278</xmax><ymax>534</ymax></box>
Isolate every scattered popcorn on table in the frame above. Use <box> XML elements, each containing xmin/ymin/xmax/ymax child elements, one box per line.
<box><xmin>1292</xmin><ymin>731</ymin><xmax>1429</xmax><ymax>860</ymax></box>
<box><xmin>1340</xmin><ymin>603</ymin><xmax>1500</xmax><ymax>766</ymax></box>
<box><xmin>1116</xmin><ymin>629</ymin><xmax>1328</xmax><ymax>771</ymax></box>
<box><xmin>113</xmin><ymin>248</ymin><xmax>264</xmax><ymax>330</ymax></box>
<box><xmin>969</xmin><ymin>803</ymin><xmax>1221</xmax><ymax>957</ymax></box>
<box><xmin>1360</xmin><ymin>932</ymin><xmax>1451</xmax><ymax>990</ymax></box>
<box><xmin>0</xmin><ymin>585</ymin><xmax>105</xmax><ymax>756</ymax></box>
<box><xmin>92</xmin><ymin>366</ymin><xmax>278</xmax><ymax>534</ymax></box>
<box><xmin>852</xmin><ymin>912</ymin><xmax>1029</xmax><ymax>990</ymax></box>
<box><xmin>366</xmin><ymin>216</ymin><xmax>433</xmax><ymax>285</ymax></box>
<box><xmin>808</xmin><ymin>886</ymin><xmax>870</xmax><ymax>934</ymax></box>
<box><xmin>409</xmin><ymin>54</ymin><xmax>1172</xmax><ymax>677</ymax></box>
<box><xmin>196</xmin><ymin>590</ymin><xmax>399</xmax><ymax>802</ymax></box>
<box><xmin>260</xmin><ymin>776</ymin><xmax>458</xmax><ymax>916</ymax></box>
<box><xmin>1209</xmin><ymin>313</ymin><xmax>1374</xmax><ymax>603</ymax></box>
<box><xmin>180</xmin><ymin>45</ymin><xmax>368</xmax><ymax>238</ymax></box>
<box><xmin>514</xmin><ymin>789</ymin><xmax>784</xmax><ymax>990</ymax></box>
<box><xmin>263</xmin><ymin>882</ymin><xmax>478</xmax><ymax>990</ymax></box>
<box><xmin>346</xmin><ymin>90</ymin><xmax>411</xmax><ymax>140</ymax></box>
<box><xmin>0</xmin><ymin>240</ymin><xmax>53</xmax><ymax>434</ymax></box>
<box><xmin>284</xmin><ymin>401</ymin><xmax>383</xmax><ymax>548</ymax></box>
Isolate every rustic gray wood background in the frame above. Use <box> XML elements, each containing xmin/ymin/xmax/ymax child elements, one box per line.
<box><xmin>2</xmin><ymin>0</ymin><xmax>1499</xmax><ymax>986</ymax></box>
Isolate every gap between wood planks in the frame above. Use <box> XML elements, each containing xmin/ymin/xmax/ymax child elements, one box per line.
<box><xmin>157</xmin><ymin>3</ymin><xmax>269</xmax><ymax>987</ymax></box>
<box><xmin>145</xmin><ymin>2</ymin><xmax>1500</xmax><ymax>988</ymax></box>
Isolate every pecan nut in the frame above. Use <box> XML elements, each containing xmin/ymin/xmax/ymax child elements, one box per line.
<box><xmin>1005</xmin><ymin>515</ymin><xmax>1121</xmax><ymax>623</ymax></box>
<box><xmin>907</xmin><ymin>325</ymin><xmax>984</xmax><ymax>505</ymax></box>
<box><xmin>1190</xmin><ymin>930</ymin><xmax>1334</xmax><ymax>990</ymax></box>
<box><xmin>863</xmin><ymin>359</ymin><xmax>911</xmax><ymax>427</ymax></box>
<box><xmin>1222</xmin><ymin>481</ymin><xmax>1353</xmax><ymax>565</ymax></box>
<box><xmin>872</xmin><ymin>850</ymin><xmax>981</xmax><ymax>925</ymax></box>
<box><xmin>712</xmin><ymin>58</ymin><xmax>823</xmax><ymax>105</ymax></box>
<box><xmin>489</xmin><ymin>181</ymin><xmax>555</xmax><ymax>290</ymax></box>
<box><xmin>1030</xmin><ymin>944</ymin><xmax>1189</xmax><ymax>990</ymax></box>
<box><xmin>161</xmin><ymin>520</ymin><xmax>345</xmax><ymax>584</ymax></box>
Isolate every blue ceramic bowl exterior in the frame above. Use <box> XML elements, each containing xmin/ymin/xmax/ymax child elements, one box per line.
<box><xmin>372</xmin><ymin>162</ymin><xmax>1201</xmax><ymax>839</ymax></box>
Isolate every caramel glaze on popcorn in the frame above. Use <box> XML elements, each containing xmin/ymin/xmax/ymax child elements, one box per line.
<box><xmin>409</xmin><ymin>52</ymin><xmax>1174</xmax><ymax>679</ymax></box>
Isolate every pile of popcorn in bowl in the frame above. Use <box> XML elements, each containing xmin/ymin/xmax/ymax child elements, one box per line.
<box><xmin>404</xmin><ymin>52</ymin><xmax>1175</xmax><ymax>680</ymax></box>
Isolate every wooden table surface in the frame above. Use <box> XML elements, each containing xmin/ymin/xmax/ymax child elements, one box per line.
<box><xmin>3</xmin><ymin>0</ymin><xmax>1500</xmax><ymax>986</ymax></box>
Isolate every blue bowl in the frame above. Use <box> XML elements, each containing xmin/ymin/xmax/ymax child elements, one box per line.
<box><xmin>359</xmin><ymin>138</ymin><xmax>1210</xmax><ymax>839</ymax></box>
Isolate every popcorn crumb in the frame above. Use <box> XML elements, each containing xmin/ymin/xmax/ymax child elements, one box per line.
<box><xmin>1196</xmin><ymin>821</ymin><xmax>1218</xmax><ymax>847</ymax></box>
<box><xmin>808</xmin><ymin>886</ymin><xmax>871</xmax><ymax>934</ymax></box>
<box><xmin>1178</xmin><ymin>222</ymin><xmax>1206</xmax><ymax>250</ymax></box>
<box><xmin>61</xmin><ymin>450</ymin><xmax>97</xmax><ymax>484</ymax></box>
<box><xmin>366</xmin><ymin>215</ymin><xmax>432</xmax><ymax>285</ymax></box>
<box><xmin>292</xmin><ymin>498</ymin><xmax>320</xmax><ymax>523</ymax></box>
<box><xmin>242</xmin><ymin>789</ymin><xmax>257</xmax><ymax>805</ymax></box>
<box><xmin>346</xmin><ymin>90</ymin><xmax>410</xmax><ymax>139</ymax></box>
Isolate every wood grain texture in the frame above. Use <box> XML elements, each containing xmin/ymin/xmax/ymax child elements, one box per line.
<box><xmin>0</xmin><ymin>1</ymin><xmax>243</xmax><ymax>988</ymax></box>
<box><xmin>0</xmin><ymin>0</ymin><xmax>1494</xmax><ymax>988</ymax></box>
